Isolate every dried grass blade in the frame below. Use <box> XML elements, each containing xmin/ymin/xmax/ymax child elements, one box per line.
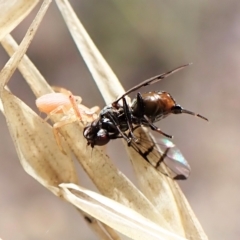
<box><xmin>100</xmin><ymin>223</ymin><xmax>122</xmax><ymax>240</ymax></box>
<box><xmin>76</xmin><ymin>210</ymin><xmax>115</xmax><ymax>240</ymax></box>
<box><xmin>0</xmin><ymin>0</ymin><xmax>39</xmax><ymax>40</ymax></box>
<box><xmin>167</xmin><ymin>183</ymin><xmax>208</xmax><ymax>240</ymax></box>
<box><xmin>0</xmin><ymin>97</ymin><xmax>3</xmax><ymax>113</ymax></box>
<box><xmin>1</xmin><ymin>89</ymin><xmax>78</xmax><ymax>195</ymax></box>
<box><xmin>60</xmin><ymin>183</ymin><xmax>187</xmax><ymax>240</ymax></box>
<box><xmin>1</xmin><ymin>34</ymin><xmax>54</xmax><ymax>96</ymax></box>
<box><xmin>0</xmin><ymin>0</ymin><xmax>52</xmax><ymax>91</ymax></box>
<box><xmin>55</xmin><ymin>0</ymin><xmax>125</xmax><ymax>104</ymax></box>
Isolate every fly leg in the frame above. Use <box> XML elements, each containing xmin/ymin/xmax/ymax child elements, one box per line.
<box><xmin>136</xmin><ymin>92</ymin><xmax>145</xmax><ymax>116</ymax></box>
<box><xmin>106</xmin><ymin>112</ymin><xmax>132</xmax><ymax>144</ymax></box>
<box><xmin>143</xmin><ymin>115</ymin><xmax>173</xmax><ymax>138</ymax></box>
<box><xmin>135</xmin><ymin>92</ymin><xmax>147</xmax><ymax>123</ymax></box>
<box><xmin>122</xmin><ymin>97</ymin><xmax>138</xmax><ymax>142</ymax></box>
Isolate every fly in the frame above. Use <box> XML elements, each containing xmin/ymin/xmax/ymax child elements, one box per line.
<box><xmin>83</xmin><ymin>63</ymin><xmax>208</xmax><ymax>179</ymax></box>
<box><xmin>83</xmin><ymin>64</ymin><xmax>208</xmax><ymax>148</ymax></box>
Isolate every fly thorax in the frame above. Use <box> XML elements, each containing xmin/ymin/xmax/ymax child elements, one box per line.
<box><xmin>99</xmin><ymin>105</ymin><xmax>113</xmax><ymax>117</ymax></box>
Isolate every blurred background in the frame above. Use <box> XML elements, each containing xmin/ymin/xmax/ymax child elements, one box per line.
<box><xmin>0</xmin><ymin>0</ymin><xmax>240</xmax><ymax>239</ymax></box>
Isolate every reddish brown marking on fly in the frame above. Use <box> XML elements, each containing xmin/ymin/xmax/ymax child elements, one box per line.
<box><xmin>157</xmin><ymin>92</ymin><xmax>176</xmax><ymax>111</ymax></box>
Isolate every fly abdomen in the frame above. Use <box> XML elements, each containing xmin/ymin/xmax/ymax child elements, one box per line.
<box><xmin>131</xmin><ymin>91</ymin><xmax>176</xmax><ymax>122</ymax></box>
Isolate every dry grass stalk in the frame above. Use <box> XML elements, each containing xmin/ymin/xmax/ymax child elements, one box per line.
<box><xmin>0</xmin><ymin>0</ymin><xmax>208</xmax><ymax>239</ymax></box>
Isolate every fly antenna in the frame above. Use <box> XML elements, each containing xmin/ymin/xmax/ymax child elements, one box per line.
<box><xmin>181</xmin><ymin>109</ymin><xmax>208</xmax><ymax>121</ymax></box>
<box><xmin>172</xmin><ymin>105</ymin><xmax>208</xmax><ymax>121</ymax></box>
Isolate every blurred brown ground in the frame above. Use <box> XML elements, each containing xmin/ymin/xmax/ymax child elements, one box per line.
<box><xmin>0</xmin><ymin>0</ymin><xmax>240</xmax><ymax>239</ymax></box>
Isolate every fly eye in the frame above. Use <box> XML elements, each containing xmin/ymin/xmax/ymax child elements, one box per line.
<box><xmin>97</xmin><ymin>129</ymin><xmax>108</xmax><ymax>138</ymax></box>
<box><xmin>96</xmin><ymin>129</ymin><xmax>110</xmax><ymax>145</ymax></box>
<box><xmin>83</xmin><ymin>126</ymin><xmax>93</xmax><ymax>138</ymax></box>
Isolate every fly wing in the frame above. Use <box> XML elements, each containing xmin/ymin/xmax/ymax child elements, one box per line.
<box><xmin>155</xmin><ymin>138</ymin><xmax>191</xmax><ymax>180</ymax></box>
<box><xmin>114</xmin><ymin>63</ymin><xmax>191</xmax><ymax>104</ymax></box>
<box><xmin>130</xmin><ymin>128</ymin><xmax>190</xmax><ymax>180</ymax></box>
